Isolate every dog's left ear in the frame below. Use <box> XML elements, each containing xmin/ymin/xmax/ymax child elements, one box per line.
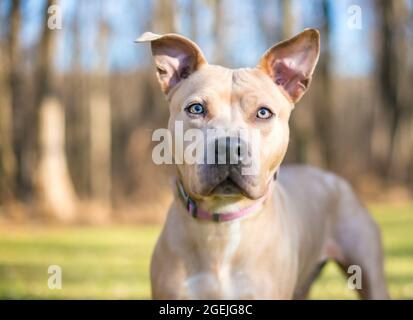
<box><xmin>258</xmin><ymin>29</ymin><xmax>320</xmax><ymax>103</ymax></box>
<box><xmin>136</xmin><ymin>32</ymin><xmax>207</xmax><ymax>95</ymax></box>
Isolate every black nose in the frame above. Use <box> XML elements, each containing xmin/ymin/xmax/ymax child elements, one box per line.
<box><xmin>215</xmin><ymin>137</ymin><xmax>244</xmax><ymax>164</ymax></box>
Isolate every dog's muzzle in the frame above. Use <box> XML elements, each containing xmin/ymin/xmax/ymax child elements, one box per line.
<box><xmin>193</xmin><ymin>136</ymin><xmax>261</xmax><ymax>197</ymax></box>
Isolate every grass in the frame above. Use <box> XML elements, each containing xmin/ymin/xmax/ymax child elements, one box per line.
<box><xmin>0</xmin><ymin>202</ymin><xmax>412</xmax><ymax>299</ymax></box>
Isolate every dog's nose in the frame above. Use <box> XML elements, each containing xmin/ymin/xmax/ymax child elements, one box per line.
<box><xmin>215</xmin><ymin>137</ymin><xmax>244</xmax><ymax>164</ymax></box>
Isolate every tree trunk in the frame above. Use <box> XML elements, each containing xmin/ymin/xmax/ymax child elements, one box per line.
<box><xmin>0</xmin><ymin>0</ymin><xmax>19</xmax><ymax>205</ymax></box>
<box><xmin>280</xmin><ymin>0</ymin><xmax>294</xmax><ymax>39</ymax></box>
<box><xmin>212</xmin><ymin>0</ymin><xmax>225</xmax><ymax>64</ymax></box>
<box><xmin>377</xmin><ymin>0</ymin><xmax>410</xmax><ymax>181</ymax></box>
<box><xmin>35</xmin><ymin>0</ymin><xmax>78</xmax><ymax>221</ymax></box>
<box><xmin>8</xmin><ymin>0</ymin><xmax>29</xmax><ymax>200</ymax></box>
<box><xmin>37</xmin><ymin>97</ymin><xmax>78</xmax><ymax>221</ymax></box>
<box><xmin>89</xmin><ymin>9</ymin><xmax>111</xmax><ymax>214</ymax></box>
<box><xmin>314</xmin><ymin>0</ymin><xmax>335</xmax><ymax>169</ymax></box>
<box><xmin>189</xmin><ymin>0</ymin><xmax>198</xmax><ymax>42</ymax></box>
<box><xmin>256</xmin><ymin>0</ymin><xmax>280</xmax><ymax>46</ymax></box>
<box><xmin>152</xmin><ymin>0</ymin><xmax>177</xmax><ymax>34</ymax></box>
<box><xmin>0</xmin><ymin>34</ymin><xmax>16</xmax><ymax>205</ymax></box>
<box><xmin>279</xmin><ymin>0</ymin><xmax>312</xmax><ymax>165</ymax></box>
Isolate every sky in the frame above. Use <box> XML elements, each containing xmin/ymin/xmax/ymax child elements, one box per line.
<box><xmin>1</xmin><ymin>0</ymin><xmax>408</xmax><ymax>77</ymax></box>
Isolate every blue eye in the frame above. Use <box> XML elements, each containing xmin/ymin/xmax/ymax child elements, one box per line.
<box><xmin>256</xmin><ymin>107</ymin><xmax>273</xmax><ymax>119</ymax></box>
<box><xmin>186</xmin><ymin>103</ymin><xmax>205</xmax><ymax>116</ymax></box>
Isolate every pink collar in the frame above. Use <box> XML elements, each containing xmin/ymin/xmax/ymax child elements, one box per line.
<box><xmin>176</xmin><ymin>179</ymin><xmax>273</xmax><ymax>222</ymax></box>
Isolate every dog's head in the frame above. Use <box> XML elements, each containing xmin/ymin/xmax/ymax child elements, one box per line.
<box><xmin>137</xmin><ymin>30</ymin><xmax>319</xmax><ymax>201</ymax></box>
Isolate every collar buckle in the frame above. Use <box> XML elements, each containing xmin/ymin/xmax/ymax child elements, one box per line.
<box><xmin>177</xmin><ymin>180</ymin><xmax>198</xmax><ymax>217</ymax></box>
<box><xmin>187</xmin><ymin>197</ymin><xmax>197</xmax><ymax>218</ymax></box>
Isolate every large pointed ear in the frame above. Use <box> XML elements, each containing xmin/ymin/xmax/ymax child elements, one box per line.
<box><xmin>257</xmin><ymin>29</ymin><xmax>320</xmax><ymax>103</ymax></box>
<box><xmin>135</xmin><ymin>32</ymin><xmax>207</xmax><ymax>95</ymax></box>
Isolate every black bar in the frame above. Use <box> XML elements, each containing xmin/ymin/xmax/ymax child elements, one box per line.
<box><xmin>0</xmin><ymin>300</ymin><xmax>411</xmax><ymax>319</ymax></box>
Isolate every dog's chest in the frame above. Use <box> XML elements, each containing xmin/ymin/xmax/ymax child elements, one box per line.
<box><xmin>177</xmin><ymin>221</ymin><xmax>282</xmax><ymax>299</ymax></box>
<box><xmin>180</xmin><ymin>259</ymin><xmax>293</xmax><ymax>299</ymax></box>
<box><xmin>183</xmin><ymin>269</ymin><xmax>260</xmax><ymax>299</ymax></box>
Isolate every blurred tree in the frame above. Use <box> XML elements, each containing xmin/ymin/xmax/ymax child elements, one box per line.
<box><xmin>210</xmin><ymin>0</ymin><xmax>226</xmax><ymax>64</ymax></box>
<box><xmin>35</xmin><ymin>0</ymin><xmax>77</xmax><ymax>221</ymax></box>
<box><xmin>314</xmin><ymin>0</ymin><xmax>335</xmax><ymax>169</ymax></box>
<box><xmin>377</xmin><ymin>0</ymin><xmax>412</xmax><ymax>181</ymax></box>
<box><xmin>0</xmin><ymin>0</ymin><xmax>17</xmax><ymax>204</ymax></box>
<box><xmin>65</xmin><ymin>0</ymin><xmax>90</xmax><ymax>197</ymax></box>
<box><xmin>280</xmin><ymin>0</ymin><xmax>294</xmax><ymax>39</ymax></box>
<box><xmin>256</xmin><ymin>0</ymin><xmax>280</xmax><ymax>47</ymax></box>
<box><xmin>152</xmin><ymin>0</ymin><xmax>177</xmax><ymax>34</ymax></box>
<box><xmin>89</xmin><ymin>4</ymin><xmax>112</xmax><ymax>213</ymax></box>
<box><xmin>279</xmin><ymin>0</ymin><xmax>310</xmax><ymax>164</ymax></box>
<box><xmin>140</xmin><ymin>0</ymin><xmax>177</xmax><ymax>125</ymax></box>
<box><xmin>189</xmin><ymin>0</ymin><xmax>198</xmax><ymax>42</ymax></box>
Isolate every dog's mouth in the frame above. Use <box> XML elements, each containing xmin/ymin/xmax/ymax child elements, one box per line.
<box><xmin>194</xmin><ymin>163</ymin><xmax>263</xmax><ymax>199</ymax></box>
<box><xmin>210</xmin><ymin>177</ymin><xmax>242</xmax><ymax>196</ymax></box>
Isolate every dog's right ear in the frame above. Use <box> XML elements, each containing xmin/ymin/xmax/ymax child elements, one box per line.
<box><xmin>135</xmin><ymin>32</ymin><xmax>208</xmax><ymax>95</ymax></box>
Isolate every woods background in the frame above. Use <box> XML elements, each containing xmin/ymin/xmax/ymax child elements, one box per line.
<box><xmin>0</xmin><ymin>0</ymin><xmax>412</xmax><ymax>224</ymax></box>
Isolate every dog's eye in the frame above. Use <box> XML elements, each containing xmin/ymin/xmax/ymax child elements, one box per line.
<box><xmin>256</xmin><ymin>107</ymin><xmax>273</xmax><ymax>119</ymax></box>
<box><xmin>186</xmin><ymin>103</ymin><xmax>205</xmax><ymax>116</ymax></box>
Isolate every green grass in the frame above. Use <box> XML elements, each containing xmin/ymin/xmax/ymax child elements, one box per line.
<box><xmin>0</xmin><ymin>202</ymin><xmax>412</xmax><ymax>299</ymax></box>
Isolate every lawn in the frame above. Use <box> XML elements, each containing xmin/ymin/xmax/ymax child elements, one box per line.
<box><xmin>0</xmin><ymin>202</ymin><xmax>412</xmax><ymax>299</ymax></box>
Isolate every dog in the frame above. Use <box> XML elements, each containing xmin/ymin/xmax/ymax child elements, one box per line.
<box><xmin>136</xmin><ymin>29</ymin><xmax>389</xmax><ymax>299</ymax></box>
